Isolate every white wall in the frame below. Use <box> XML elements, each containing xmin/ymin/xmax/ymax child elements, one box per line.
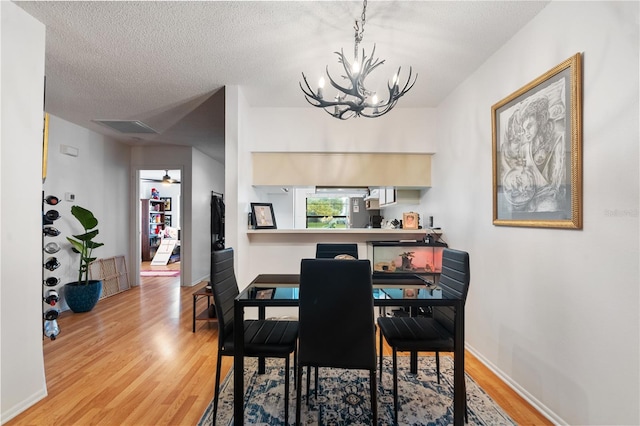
<box><xmin>248</xmin><ymin>107</ymin><xmax>437</xmax><ymax>154</ymax></box>
<box><xmin>43</xmin><ymin>115</ymin><xmax>131</xmax><ymax>310</ymax></box>
<box><xmin>0</xmin><ymin>2</ymin><xmax>48</xmax><ymax>422</ymax></box>
<box><xmin>431</xmin><ymin>2</ymin><xmax>639</xmax><ymax>424</ymax></box>
<box><xmin>192</xmin><ymin>148</ymin><xmax>225</xmax><ymax>284</ymax></box>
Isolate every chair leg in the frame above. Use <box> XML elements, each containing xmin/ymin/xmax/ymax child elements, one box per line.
<box><xmin>295</xmin><ymin>365</ymin><xmax>303</xmax><ymax>425</ymax></box>
<box><xmin>370</xmin><ymin>369</ymin><xmax>378</xmax><ymax>425</ymax></box>
<box><xmin>212</xmin><ymin>353</ymin><xmax>223</xmax><ymax>426</ymax></box>
<box><xmin>293</xmin><ymin>348</ymin><xmax>297</xmax><ymax>389</ymax></box>
<box><xmin>392</xmin><ymin>348</ymin><xmax>399</xmax><ymax>424</ymax></box>
<box><xmin>378</xmin><ymin>330</ymin><xmax>383</xmax><ymax>383</ymax></box>
<box><xmin>284</xmin><ymin>356</ymin><xmax>290</xmax><ymax>426</ymax></box>
<box><xmin>314</xmin><ymin>366</ymin><xmax>318</xmax><ymax>401</ymax></box>
<box><xmin>464</xmin><ymin>374</ymin><xmax>469</xmax><ymax>424</ymax></box>
<box><xmin>305</xmin><ymin>366</ymin><xmax>311</xmax><ymax>405</ymax></box>
<box><xmin>436</xmin><ymin>351</ymin><xmax>441</xmax><ymax>384</ymax></box>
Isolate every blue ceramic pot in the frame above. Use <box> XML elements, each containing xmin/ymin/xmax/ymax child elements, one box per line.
<box><xmin>64</xmin><ymin>280</ymin><xmax>102</xmax><ymax>313</ymax></box>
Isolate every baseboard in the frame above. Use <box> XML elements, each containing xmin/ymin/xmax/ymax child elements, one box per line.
<box><xmin>1</xmin><ymin>387</ymin><xmax>47</xmax><ymax>424</ymax></box>
<box><xmin>465</xmin><ymin>343</ymin><xmax>566</xmax><ymax>425</ymax></box>
<box><xmin>189</xmin><ymin>274</ymin><xmax>209</xmax><ymax>287</ymax></box>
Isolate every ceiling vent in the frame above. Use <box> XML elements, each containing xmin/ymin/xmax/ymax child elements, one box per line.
<box><xmin>92</xmin><ymin>120</ymin><xmax>158</xmax><ymax>134</ymax></box>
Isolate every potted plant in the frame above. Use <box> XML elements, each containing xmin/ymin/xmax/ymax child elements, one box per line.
<box><xmin>64</xmin><ymin>205</ymin><xmax>104</xmax><ymax>313</ymax></box>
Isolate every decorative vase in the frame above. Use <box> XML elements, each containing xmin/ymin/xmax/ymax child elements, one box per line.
<box><xmin>64</xmin><ymin>280</ymin><xmax>102</xmax><ymax>313</ymax></box>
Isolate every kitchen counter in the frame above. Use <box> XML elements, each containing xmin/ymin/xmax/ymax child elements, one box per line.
<box><xmin>246</xmin><ymin>228</ymin><xmax>442</xmax><ymax>243</ymax></box>
<box><xmin>247</xmin><ymin>228</ymin><xmax>437</xmax><ymax>235</ymax></box>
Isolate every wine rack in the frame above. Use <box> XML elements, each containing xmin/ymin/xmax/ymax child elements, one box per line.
<box><xmin>42</xmin><ymin>193</ymin><xmax>61</xmax><ymax>340</ymax></box>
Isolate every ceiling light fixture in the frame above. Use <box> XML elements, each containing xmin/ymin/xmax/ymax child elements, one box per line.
<box><xmin>300</xmin><ymin>0</ymin><xmax>417</xmax><ymax>120</ymax></box>
<box><xmin>162</xmin><ymin>170</ymin><xmax>173</xmax><ymax>184</ymax></box>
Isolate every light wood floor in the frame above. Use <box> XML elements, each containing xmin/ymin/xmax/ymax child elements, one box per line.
<box><xmin>7</xmin><ymin>264</ymin><xmax>550</xmax><ymax>425</ymax></box>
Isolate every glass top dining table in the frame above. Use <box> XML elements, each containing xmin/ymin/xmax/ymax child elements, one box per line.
<box><xmin>232</xmin><ymin>273</ymin><xmax>466</xmax><ymax>426</ymax></box>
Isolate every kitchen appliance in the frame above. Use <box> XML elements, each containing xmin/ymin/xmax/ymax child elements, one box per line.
<box><xmin>349</xmin><ymin>197</ymin><xmax>372</xmax><ymax>228</ymax></box>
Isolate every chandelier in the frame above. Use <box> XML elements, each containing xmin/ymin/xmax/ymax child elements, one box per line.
<box><xmin>300</xmin><ymin>0</ymin><xmax>416</xmax><ymax>120</ymax></box>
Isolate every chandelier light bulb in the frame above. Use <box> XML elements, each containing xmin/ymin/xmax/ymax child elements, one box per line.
<box><xmin>317</xmin><ymin>77</ymin><xmax>325</xmax><ymax>98</ymax></box>
<box><xmin>352</xmin><ymin>61</ymin><xmax>360</xmax><ymax>74</ymax></box>
<box><xmin>372</xmin><ymin>95</ymin><xmax>378</xmax><ymax>105</ymax></box>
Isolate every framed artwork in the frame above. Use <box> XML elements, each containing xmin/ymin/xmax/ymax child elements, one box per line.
<box><xmin>255</xmin><ymin>288</ymin><xmax>275</xmax><ymax>300</ymax></box>
<box><xmin>251</xmin><ymin>203</ymin><xmax>277</xmax><ymax>229</ymax></box>
<box><xmin>402</xmin><ymin>288</ymin><xmax>419</xmax><ymax>299</ymax></box>
<box><xmin>164</xmin><ymin>214</ymin><xmax>172</xmax><ymax>227</ymax></box>
<box><xmin>402</xmin><ymin>212</ymin><xmax>419</xmax><ymax>230</ymax></box>
<box><xmin>160</xmin><ymin>197</ymin><xmax>172</xmax><ymax>212</ymax></box>
<box><xmin>491</xmin><ymin>53</ymin><xmax>583</xmax><ymax>229</ymax></box>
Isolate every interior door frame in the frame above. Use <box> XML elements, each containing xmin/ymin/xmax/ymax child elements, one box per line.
<box><xmin>133</xmin><ymin>167</ymin><xmax>183</xmax><ymax>286</ymax></box>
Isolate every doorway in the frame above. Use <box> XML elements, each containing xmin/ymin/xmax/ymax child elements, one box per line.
<box><xmin>139</xmin><ymin>169</ymin><xmax>182</xmax><ymax>279</ymax></box>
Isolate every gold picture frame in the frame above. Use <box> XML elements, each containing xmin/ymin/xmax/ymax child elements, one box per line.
<box><xmin>42</xmin><ymin>113</ymin><xmax>50</xmax><ymax>183</ymax></box>
<box><xmin>491</xmin><ymin>53</ymin><xmax>583</xmax><ymax>229</ymax></box>
<box><xmin>402</xmin><ymin>212</ymin><xmax>419</xmax><ymax>230</ymax></box>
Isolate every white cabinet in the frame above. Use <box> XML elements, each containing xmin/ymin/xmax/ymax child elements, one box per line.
<box><xmin>366</xmin><ymin>187</ymin><xmax>421</xmax><ymax>208</ymax></box>
<box><xmin>384</xmin><ymin>187</ymin><xmax>396</xmax><ymax>205</ymax></box>
<box><xmin>364</xmin><ymin>188</ymin><xmax>381</xmax><ymax>210</ymax></box>
<box><xmin>372</xmin><ymin>187</ymin><xmax>420</xmax><ymax>208</ymax></box>
<box><xmin>365</xmin><ymin>198</ymin><xmax>379</xmax><ymax>210</ymax></box>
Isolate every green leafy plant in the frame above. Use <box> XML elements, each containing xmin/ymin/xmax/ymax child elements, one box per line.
<box><xmin>66</xmin><ymin>205</ymin><xmax>104</xmax><ymax>285</ymax></box>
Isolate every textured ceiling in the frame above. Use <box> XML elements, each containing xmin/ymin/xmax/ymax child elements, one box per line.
<box><xmin>15</xmin><ymin>1</ymin><xmax>549</xmax><ymax>163</ymax></box>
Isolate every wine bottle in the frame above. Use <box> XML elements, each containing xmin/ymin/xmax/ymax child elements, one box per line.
<box><xmin>44</xmin><ymin>195</ymin><xmax>60</xmax><ymax>205</ymax></box>
<box><xmin>44</xmin><ymin>277</ymin><xmax>60</xmax><ymax>286</ymax></box>
<box><xmin>44</xmin><ymin>210</ymin><xmax>60</xmax><ymax>221</ymax></box>
<box><xmin>44</xmin><ymin>308</ymin><xmax>59</xmax><ymax>320</ymax></box>
<box><xmin>44</xmin><ymin>289</ymin><xmax>59</xmax><ymax>306</ymax></box>
<box><xmin>44</xmin><ymin>242</ymin><xmax>61</xmax><ymax>254</ymax></box>
<box><xmin>43</xmin><ymin>226</ymin><xmax>61</xmax><ymax>237</ymax></box>
<box><xmin>44</xmin><ymin>319</ymin><xmax>60</xmax><ymax>340</ymax></box>
<box><xmin>44</xmin><ymin>257</ymin><xmax>60</xmax><ymax>271</ymax></box>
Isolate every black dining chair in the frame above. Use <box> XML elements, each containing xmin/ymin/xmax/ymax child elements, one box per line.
<box><xmin>315</xmin><ymin>243</ymin><xmax>359</xmax><ymax>259</ymax></box>
<box><xmin>210</xmin><ymin>248</ymin><xmax>299</xmax><ymax>426</ymax></box>
<box><xmin>377</xmin><ymin>248</ymin><xmax>470</xmax><ymax>424</ymax></box>
<box><xmin>304</xmin><ymin>243</ymin><xmax>360</xmax><ymax>396</ymax></box>
<box><xmin>295</xmin><ymin>258</ymin><xmax>377</xmax><ymax>425</ymax></box>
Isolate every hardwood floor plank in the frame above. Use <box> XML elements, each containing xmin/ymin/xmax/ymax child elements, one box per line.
<box><xmin>6</xmin><ymin>266</ymin><xmax>549</xmax><ymax>425</ymax></box>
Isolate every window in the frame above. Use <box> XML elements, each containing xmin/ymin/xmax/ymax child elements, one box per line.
<box><xmin>306</xmin><ymin>197</ymin><xmax>349</xmax><ymax>228</ymax></box>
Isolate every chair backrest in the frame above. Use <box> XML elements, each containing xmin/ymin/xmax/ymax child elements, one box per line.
<box><xmin>315</xmin><ymin>243</ymin><xmax>359</xmax><ymax>259</ymax></box>
<box><xmin>298</xmin><ymin>258</ymin><xmax>376</xmax><ymax>370</ymax></box>
<box><xmin>211</xmin><ymin>247</ymin><xmax>239</xmax><ymax>343</ymax></box>
<box><xmin>434</xmin><ymin>248</ymin><xmax>470</xmax><ymax>333</ymax></box>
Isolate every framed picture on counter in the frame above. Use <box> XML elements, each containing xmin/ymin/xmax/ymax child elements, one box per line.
<box><xmin>251</xmin><ymin>202</ymin><xmax>277</xmax><ymax>229</ymax></box>
<box><xmin>402</xmin><ymin>212</ymin><xmax>419</xmax><ymax>230</ymax></box>
<box><xmin>255</xmin><ymin>288</ymin><xmax>275</xmax><ymax>300</ymax></box>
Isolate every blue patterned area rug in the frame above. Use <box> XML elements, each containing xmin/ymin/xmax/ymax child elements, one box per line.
<box><xmin>198</xmin><ymin>355</ymin><xmax>516</xmax><ymax>425</ymax></box>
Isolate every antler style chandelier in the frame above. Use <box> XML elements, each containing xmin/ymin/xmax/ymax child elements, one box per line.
<box><xmin>300</xmin><ymin>0</ymin><xmax>416</xmax><ymax>120</ymax></box>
